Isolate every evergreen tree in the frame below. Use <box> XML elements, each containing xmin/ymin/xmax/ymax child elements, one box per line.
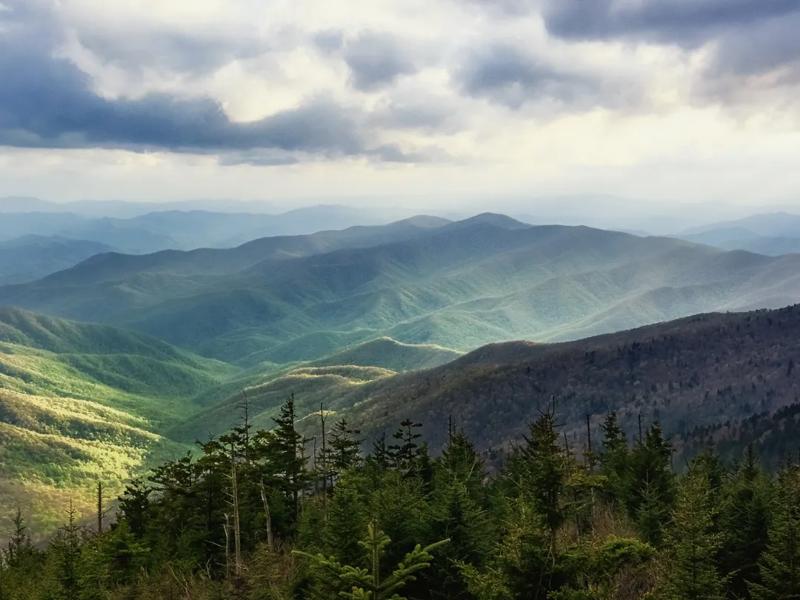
<box><xmin>660</xmin><ymin>462</ymin><xmax>726</xmax><ymax>600</ymax></box>
<box><xmin>509</xmin><ymin>410</ymin><xmax>568</xmax><ymax>547</ymax></box>
<box><xmin>258</xmin><ymin>394</ymin><xmax>308</xmax><ymax>523</ymax></box>
<box><xmin>460</xmin><ymin>498</ymin><xmax>555</xmax><ymax>600</ymax></box>
<box><xmin>48</xmin><ymin>503</ymin><xmax>84</xmax><ymax>600</ymax></box>
<box><xmin>371</xmin><ymin>432</ymin><xmax>392</xmax><ymax>470</ymax></box>
<box><xmin>719</xmin><ymin>445</ymin><xmax>771</xmax><ymax>598</ymax></box>
<box><xmin>3</xmin><ymin>508</ymin><xmax>34</xmax><ymax>569</ymax></box>
<box><xmin>295</xmin><ymin>520</ymin><xmax>448</xmax><ymax>600</ymax></box>
<box><xmin>329</xmin><ymin>418</ymin><xmax>363</xmax><ymax>474</ymax></box>
<box><xmin>627</xmin><ymin>423</ymin><xmax>675</xmax><ymax>545</ymax></box>
<box><xmin>749</xmin><ymin>465</ymin><xmax>800</xmax><ymax>600</ymax></box>
<box><xmin>599</xmin><ymin>412</ymin><xmax>630</xmax><ymax>504</ymax></box>
<box><xmin>118</xmin><ymin>478</ymin><xmax>152</xmax><ymax>538</ymax></box>
<box><xmin>388</xmin><ymin>419</ymin><xmax>424</xmax><ymax>476</ymax></box>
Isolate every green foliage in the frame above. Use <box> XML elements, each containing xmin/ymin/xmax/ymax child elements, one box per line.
<box><xmin>6</xmin><ymin>405</ymin><xmax>800</xmax><ymax>600</ymax></box>
<box><xmin>508</xmin><ymin>410</ymin><xmax>568</xmax><ymax>545</ymax></box>
<box><xmin>749</xmin><ymin>465</ymin><xmax>800</xmax><ymax>600</ymax></box>
<box><xmin>295</xmin><ymin>521</ymin><xmax>449</xmax><ymax>600</ymax></box>
<box><xmin>659</xmin><ymin>461</ymin><xmax>726</xmax><ymax>600</ymax></box>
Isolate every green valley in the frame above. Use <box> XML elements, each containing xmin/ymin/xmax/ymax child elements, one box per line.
<box><xmin>0</xmin><ymin>308</ymin><xmax>236</xmax><ymax>537</ymax></box>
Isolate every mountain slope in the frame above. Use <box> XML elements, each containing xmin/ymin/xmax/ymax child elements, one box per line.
<box><xmin>2</xmin><ymin>214</ymin><xmax>800</xmax><ymax>367</ymax></box>
<box><xmin>0</xmin><ymin>236</ymin><xmax>113</xmax><ymax>284</ymax></box>
<box><xmin>172</xmin><ymin>305</ymin><xmax>800</xmax><ymax>466</ymax></box>
<box><xmin>344</xmin><ymin>305</ymin><xmax>800</xmax><ymax>461</ymax></box>
<box><xmin>0</xmin><ymin>308</ymin><xmax>236</xmax><ymax>537</ymax></box>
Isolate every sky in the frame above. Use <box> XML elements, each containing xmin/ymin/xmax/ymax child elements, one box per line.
<box><xmin>0</xmin><ymin>0</ymin><xmax>799</xmax><ymax>212</ymax></box>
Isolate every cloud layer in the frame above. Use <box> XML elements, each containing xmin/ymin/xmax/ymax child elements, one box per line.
<box><xmin>0</xmin><ymin>0</ymin><xmax>798</xmax><ymax>205</ymax></box>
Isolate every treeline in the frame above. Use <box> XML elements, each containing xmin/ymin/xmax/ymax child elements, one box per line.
<box><xmin>3</xmin><ymin>395</ymin><xmax>800</xmax><ymax>599</ymax></box>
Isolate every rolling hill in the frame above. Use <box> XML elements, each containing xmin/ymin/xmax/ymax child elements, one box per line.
<box><xmin>3</xmin><ymin>214</ymin><xmax>800</xmax><ymax>367</ymax></box>
<box><xmin>173</xmin><ymin>305</ymin><xmax>800</xmax><ymax>472</ymax></box>
<box><xmin>0</xmin><ymin>308</ymin><xmax>237</xmax><ymax>537</ymax></box>
<box><xmin>0</xmin><ymin>236</ymin><xmax>114</xmax><ymax>285</ymax></box>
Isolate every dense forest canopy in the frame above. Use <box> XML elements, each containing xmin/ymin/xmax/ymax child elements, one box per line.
<box><xmin>3</xmin><ymin>394</ymin><xmax>799</xmax><ymax>600</ymax></box>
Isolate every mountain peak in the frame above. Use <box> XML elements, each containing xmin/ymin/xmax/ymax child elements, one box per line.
<box><xmin>448</xmin><ymin>212</ymin><xmax>529</xmax><ymax>230</ymax></box>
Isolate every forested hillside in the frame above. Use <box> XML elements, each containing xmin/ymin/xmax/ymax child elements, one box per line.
<box><xmin>178</xmin><ymin>305</ymin><xmax>800</xmax><ymax>471</ymax></box>
<box><xmin>0</xmin><ymin>308</ymin><xmax>236</xmax><ymax>536</ymax></box>
<box><xmin>3</xmin><ymin>393</ymin><xmax>800</xmax><ymax>600</ymax></box>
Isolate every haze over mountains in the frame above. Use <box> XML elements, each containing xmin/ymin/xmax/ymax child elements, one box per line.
<box><xmin>0</xmin><ymin>202</ymin><xmax>414</xmax><ymax>255</ymax></box>
<box><xmin>677</xmin><ymin>213</ymin><xmax>800</xmax><ymax>256</ymax></box>
<box><xmin>3</xmin><ymin>202</ymin><xmax>800</xmax><ymax>537</ymax></box>
<box><xmin>3</xmin><ymin>212</ymin><xmax>800</xmax><ymax>366</ymax></box>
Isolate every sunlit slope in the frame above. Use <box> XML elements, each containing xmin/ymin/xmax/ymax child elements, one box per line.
<box><xmin>171</xmin><ymin>336</ymin><xmax>459</xmax><ymax>442</ymax></box>
<box><xmin>0</xmin><ymin>308</ymin><xmax>236</xmax><ymax>537</ymax></box>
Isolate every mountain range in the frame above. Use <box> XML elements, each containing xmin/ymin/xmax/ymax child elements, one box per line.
<box><xmin>0</xmin><ymin>204</ymin><xmax>414</xmax><ymax>255</ymax></box>
<box><xmin>677</xmin><ymin>212</ymin><xmax>800</xmax><ymax>256</ymax></box>
<box><xmin>4</xmin><ymin>209</ymin><xmax>800</xmax><ymax>537</ymax></box>
<box><xmin>3</xmin><ymin>213</ymin><xmax>800</xmax><ymax>367</ymax></box>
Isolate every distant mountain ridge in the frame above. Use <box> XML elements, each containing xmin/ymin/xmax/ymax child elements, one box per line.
<box><xmin>2</xmin><ymin>213</ymin><xmax>800</xmax><ymax>366</ymax></box>
<box><xmin>0</xmin><ymin>236</ymin><xmax>114</xmax><ymax>284</ymax></box>
<box><xmin>677</xmin><ymin>212</ymin><xmax>800</xmax><ymax>256</ymax></box>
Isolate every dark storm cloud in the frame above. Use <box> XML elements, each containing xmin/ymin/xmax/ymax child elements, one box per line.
<box><xmin>538</xmin><ymin>0</ymin><xmax>800</xmax><ymax>98</ymax></box>
<box><xmin>341</xmin><ymin>32</ymin><xmax>419</xmax><ymax>91</ymax></box>
<box><xmin>0</xmin><ymin>3</ymin><xmax>407</xmax><ymax>160</ymax></box>
<box><xmin>0</xmin><ymin>39</ymin><xmax>366</xmax><ymax>155</ymax></box>
<box><xmin>457</xmin><ymin>43</ymin><xmax>615</xmax><ymax>110</ymax></box>
<box><xmin>711</xmin><ymin>11</ymin><xmax>800</xmax><ymax>79</ymax></box>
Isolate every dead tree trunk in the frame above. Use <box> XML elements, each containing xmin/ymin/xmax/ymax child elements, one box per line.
<box><xmin>260</xmin><ymin>479</ymin><xmax>274</xmax><ymax>552</ymax></box>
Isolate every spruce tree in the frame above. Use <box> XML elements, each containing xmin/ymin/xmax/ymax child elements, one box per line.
<box><xmin>599</xmin><ymin>412</ymin><xmax>630</xmax><ymax>504</ymax></box>
<box><xmin>749</xmin><ymin>465</ymin><xmax>800</xmax><ymax>600</ymax></box>
<box><xmin>48</xmin><ymin>503</ymin><xmax>84</xmax><ymax>600</ymax></box>
<box><xmin>660</xmin><ymin>462</ymin><xmax>725</xmax><ymax>600</ymax></box>
<box><xmin>329</xmin><ymin>418</ymin><xmax>362</xmax><ymax>474</ymax></box>
<box><xmin>388</xmin><ymin>419</ymin><xmax>424</xmax><ymax>475</ymax></box>
<box><xmin>261</xmin><ymin>394</ymin><xmax>308</xmax><ymax>522</ymax></box>
<box><xmin>627</xmin><ymin>423</ymin><xmax>675</xmax><ymax>545</ymax></box>
<box><xmin>510</xmin><ymin>409</ymin><xmax>567</xmax><ymax>547</ymax></box>
<box><xmin>295</xmin><ymin>521</ymin><xmax>448</xmax><ymax>600</ymax></box>
<box><xmin>719</xmin><ymin>446</ymin><xmax>771</xmax><ymax>597</ymax></box>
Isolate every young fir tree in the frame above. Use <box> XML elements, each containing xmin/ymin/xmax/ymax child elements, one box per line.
<box><xmin>627</xmin><ymin>423</ymin><xmax>675</xmax><ymax>545</ymax></box>
<box><xmin>295</xmin><ymin>520</ymin><xmax>448</xmax><ymax>600</ymax></box>
<box><xmin>118</xmin><ymin>478</ymin><xmax>152</xmax><ymax>539</ymax></box>
<box><xmin>599</xmin><ymin>412</ymin><xmax>630</xmax><ymax>504</ymax></box>
<box><xmin>3</xmin><ymin>508</ymin><xmax>34</xmax><ymax>569</ymax></box>
<box><xmin>718</xmin><ymin>445</ymin><xmax>771</xmax><ymax>598</ymax></box>
<box><xmin>47</xmin><ymin>502</ymin><xmax>84</xmax><ymax>600</ymax></box>
<box><xmin>329</xmin><ymin>418</ymin><xmax>362</xmax><ymax>474</ymax></box>
<box><xmin>749</xmin><ymin>465</ymin><xmax>800</xmax><ymax>600</ymax></box>
<box><xmin>261</xmin><ymin>394</ymin><xmax>308</xmax><ymax>523</ymax></box>
<box><xmin>388</xmin><ymin>419</ymin><xmax>424</xmax><ymax>476</ymax></box>
<box><xmin>371</xmin><ymin>432</ymin><xmax>392</xmax><ymax>470</ymax></box>
<box><xmin>425</xmin><ymin>432</ymin><xmax>493</xmax><ymax>598</ymax></box>
<box><xmin>460</xmin><ymin>498</ymin><xmax>555</xmax><ymax>600</ymax></box>
<box><xmin>510</xmin><ymin>409</ymin><xmax>568</xmax><ymax>549</ymax></box>
<box><xmin>659</xmin><ymin>461</ymin><xmax>726</xmax><ymax>600</ymax></box>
